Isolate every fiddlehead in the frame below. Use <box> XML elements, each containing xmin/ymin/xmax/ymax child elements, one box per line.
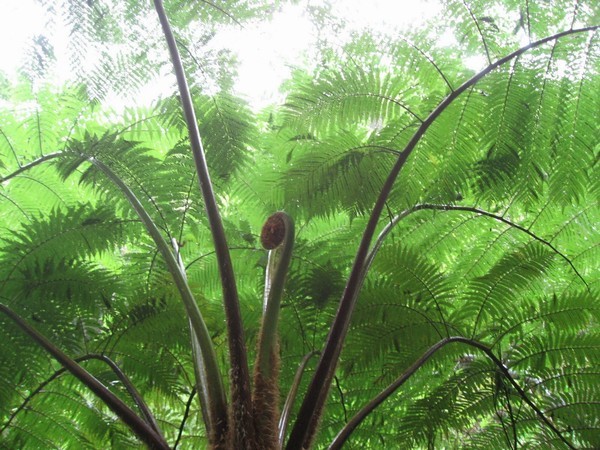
<box><xmin>253</xmin><ymin>212</ymin><xmax>295</xmax><ymax>449</ymax></box>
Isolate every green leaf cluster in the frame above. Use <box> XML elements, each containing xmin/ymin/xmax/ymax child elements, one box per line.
<box><xmin>1</xmin><ymin>0</ymin><xmax>598</xmax><ymax>448</ymax></box>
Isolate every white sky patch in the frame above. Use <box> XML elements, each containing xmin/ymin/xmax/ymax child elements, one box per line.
<box><xmin>0</xmin><ymin>0</ymin><xmax>46</xmax><ymax>76</ymax></box>
<box><xmin>0</xmin><ymin>0</ymin><xmax>439</xmax><ymax>109</ymax></box>
<box><xmin>463</xmin><ymin>54</ymin><xmax>488</xmax><ymax>71</ymax></box>
<box><xmin>212</xmin><ymin>4</ymin><xmax>316</xmax><ymax>109</ymax></box>
<box><xmin>215</xmin><ymin>1</ymin><xmax>439</xmax><ymax>109</ymax></box>
<box><xmin>330</xmin><ymin>0</ymin><xmax>439</xmax><ymax>32</ymax></box>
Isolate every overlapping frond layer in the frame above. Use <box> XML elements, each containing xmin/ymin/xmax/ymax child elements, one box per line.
<box><xmin>0</xmin><ymin>81</ymin><xmax>259</xmax><ymax>447</ymax></box>
<box><xmin>0</xmin><ymin>0</ymin><xmax>597</xmax><ymax>449</ymax></box>
<box><xmin>273</xmin><ymin>5</ymin><xmax>598</xmax><ymax>448</ymax></box>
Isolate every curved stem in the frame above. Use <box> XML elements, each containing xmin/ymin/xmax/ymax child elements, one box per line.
<box><xmin>398</xmin><ymin>37</ymin><xmax>454</xmax><ymax>92</ymax></box>
<box><xmin>1</xmin><ymin>353</ymin><xmax>161</xmax><ymax>436</ymax></box>
<box><xmin>174</xmin><ymin>388</ymin><xmax>196</xmax><ymax>450</ymax></box>
<box><xmin>252</xmin><ymin>212</ymin><xmax>295</xmax><ymax>448</ymax></box>
<box><xmin>286</xmin><ymin>26</ymin><xmax>598</xmax><ymax>449</ymax></box>
<box><xmin>256</xmin><ymin>212</ymin><xmax>295</xmax><ymax>378</ymax></box>
<box><xmin>197</xmin><ymin>0</ymin><xmax>243</xmax><ymax>27</ymax></box>
<box><xmin>0</xmin><ymin>304</ymin><xmax>170</xmax><ymax>450</ymax></box>
<box><xmin>420</xmin><ymin>205</ymin><xmax>588</xmax><ymax>288</ymax></box>
<box><xmin>88</xmin><ymin>155</ymin><xmax>226</xmax><ymax>444</ymax></box>
<box><xmin>364</xmin><ymin>203</ymin><xmax>588</xmax><ymax>290</ymax></box>
<box><xmin>461</xmin><ymin>0</ymin><xmax>492</xmax><ymax>64</ymax></box>
<box><xmin>0</xmin><ymin>152</ymin><xmax>63</xmax><ymax>183</ymax></box>
<box><xmin>329</xmin><ymin>336</ymin><xmax>574</xmax><ymax>450</ymax></box>
<box><xmin>361</xmin><ymin>206</ymin><xmax>416</xmax><ymax>281</ymax></box>
<box><xmin>2</xmin><ymin>362</ymin><xmax>68</xmax><ymax>434</ymax></box>
<box><xmin>278</xmin><ymin>351</ymin><xmax>319</xmax><ymax>449</ymax></box>
<box><xmin>96</xmin><ymin>354</ymin><xmax>165</xmax><ymax>437</ymax></box>
<box><xmin>171</xmin><ymin>238</ymin><xmax>211</xmax><ymax>440</ymax></box>
<box><xmin>153</xmin><ymin>2</ymin><xmax>252</xmax><ymax>445</ymax></box>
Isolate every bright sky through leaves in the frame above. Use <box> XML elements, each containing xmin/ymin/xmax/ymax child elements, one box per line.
<box><xmin>0</xmin><ymin>0</ymin><xmax>438</xmax><ymax>109</ymax></box>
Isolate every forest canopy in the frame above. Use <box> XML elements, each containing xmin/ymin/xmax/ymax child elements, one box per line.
<box><xmin>0</xmin><ymin>1</ymin><xmax>598</xmax><ymax>449</ymax></box>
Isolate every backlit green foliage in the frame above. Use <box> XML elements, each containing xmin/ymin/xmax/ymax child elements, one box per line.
<box><xmin>0</xmin><ymin>0</ymin><xmax>598</xmax><ymax>448</ymax></box>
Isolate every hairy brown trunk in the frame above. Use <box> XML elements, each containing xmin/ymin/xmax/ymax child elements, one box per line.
<box><xmin>252</xmin><ymin>341</ymin><xmax>281</xmax><ymax>449</ymax></box>
<box><xmin>224</xmin><ymin>366</ymin><xmax>259</xmax><ymax>449</ymax></box>
<box><xmin>210</xmin><ymin>427</ymin><xmax>228</xmax><ymax>450</ymax></box>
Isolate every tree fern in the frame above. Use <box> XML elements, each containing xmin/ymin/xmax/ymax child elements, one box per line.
<box><xmin>0</xmin><ymin>0</ymin><xmax>598</xmax><ymax>448</ymax></box>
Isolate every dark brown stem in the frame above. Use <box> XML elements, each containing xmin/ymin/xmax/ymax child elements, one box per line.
<box><xmin>1</xmin><ymin>353</ymin><xmax>161</xmax><ymax>436</ymax></box>
<box><xmin>461</xmin><ymin>0</ymin><xmax>492</xmax><ymax>64</ymax></box>
<box><xmin>197</xmin><ymin>0</ymin><xmax>243</xmax><ymax>26</ymax></box>
<box><xmin>153</xmin><ymin>1</ymin><xmax>253</xmax><ymax>447</ymax></box>
<box><xmin>88</xmin><ymin>155</ymin><xmax>225</xmax><ymax>446</ymax></box>
<box><xmin>418</xmin><ymin>204</ymin><xmax>588</xmax><ymax>288</ymax></box>
<box><xmin>95</xmin><ymin>354</ymin><xmax>165</xmax><ymax>437</ymax></box>
<box><xmin>285</xmin><ymin>26</ymin><xmax>598</xmax><ymax>450</ymax></box>
<box><xmin>365</xmin><ymin>203</ymin><xmax>588</xmax><ymax>291</ymax></box>
<box><xmin>174</xmin><ymin>388</ymin><xmax>196</xmax><ymax>450</ymax></box>
<box><xmin>329</xmin><ymin>336</ymin><xmax>574</xmax><ymax>450</ymax></box>
<box><xmin>0</xmin><ymin>152</ymin><xmax>63</xmax><ymax>183</ymax></box>
<box><xmin>278</xmin><ymin>351</ymin><xmax>319</xmax><ymax>449</ymax></box>
<box><xmin>0</xmin><ymin>304</ymin><xmax>171</xmax><ymax>450</ymax></box>
<box><xmin>171</xmin><ymin>238</ymin><xmax>211</xmax><ymax>440</ymax></box>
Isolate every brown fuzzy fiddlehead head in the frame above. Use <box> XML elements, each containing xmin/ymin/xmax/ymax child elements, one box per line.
<box><xmin>260</xmin><ymin>212</ymin><xmax>288</xmax><ymax>250</ymax></box>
